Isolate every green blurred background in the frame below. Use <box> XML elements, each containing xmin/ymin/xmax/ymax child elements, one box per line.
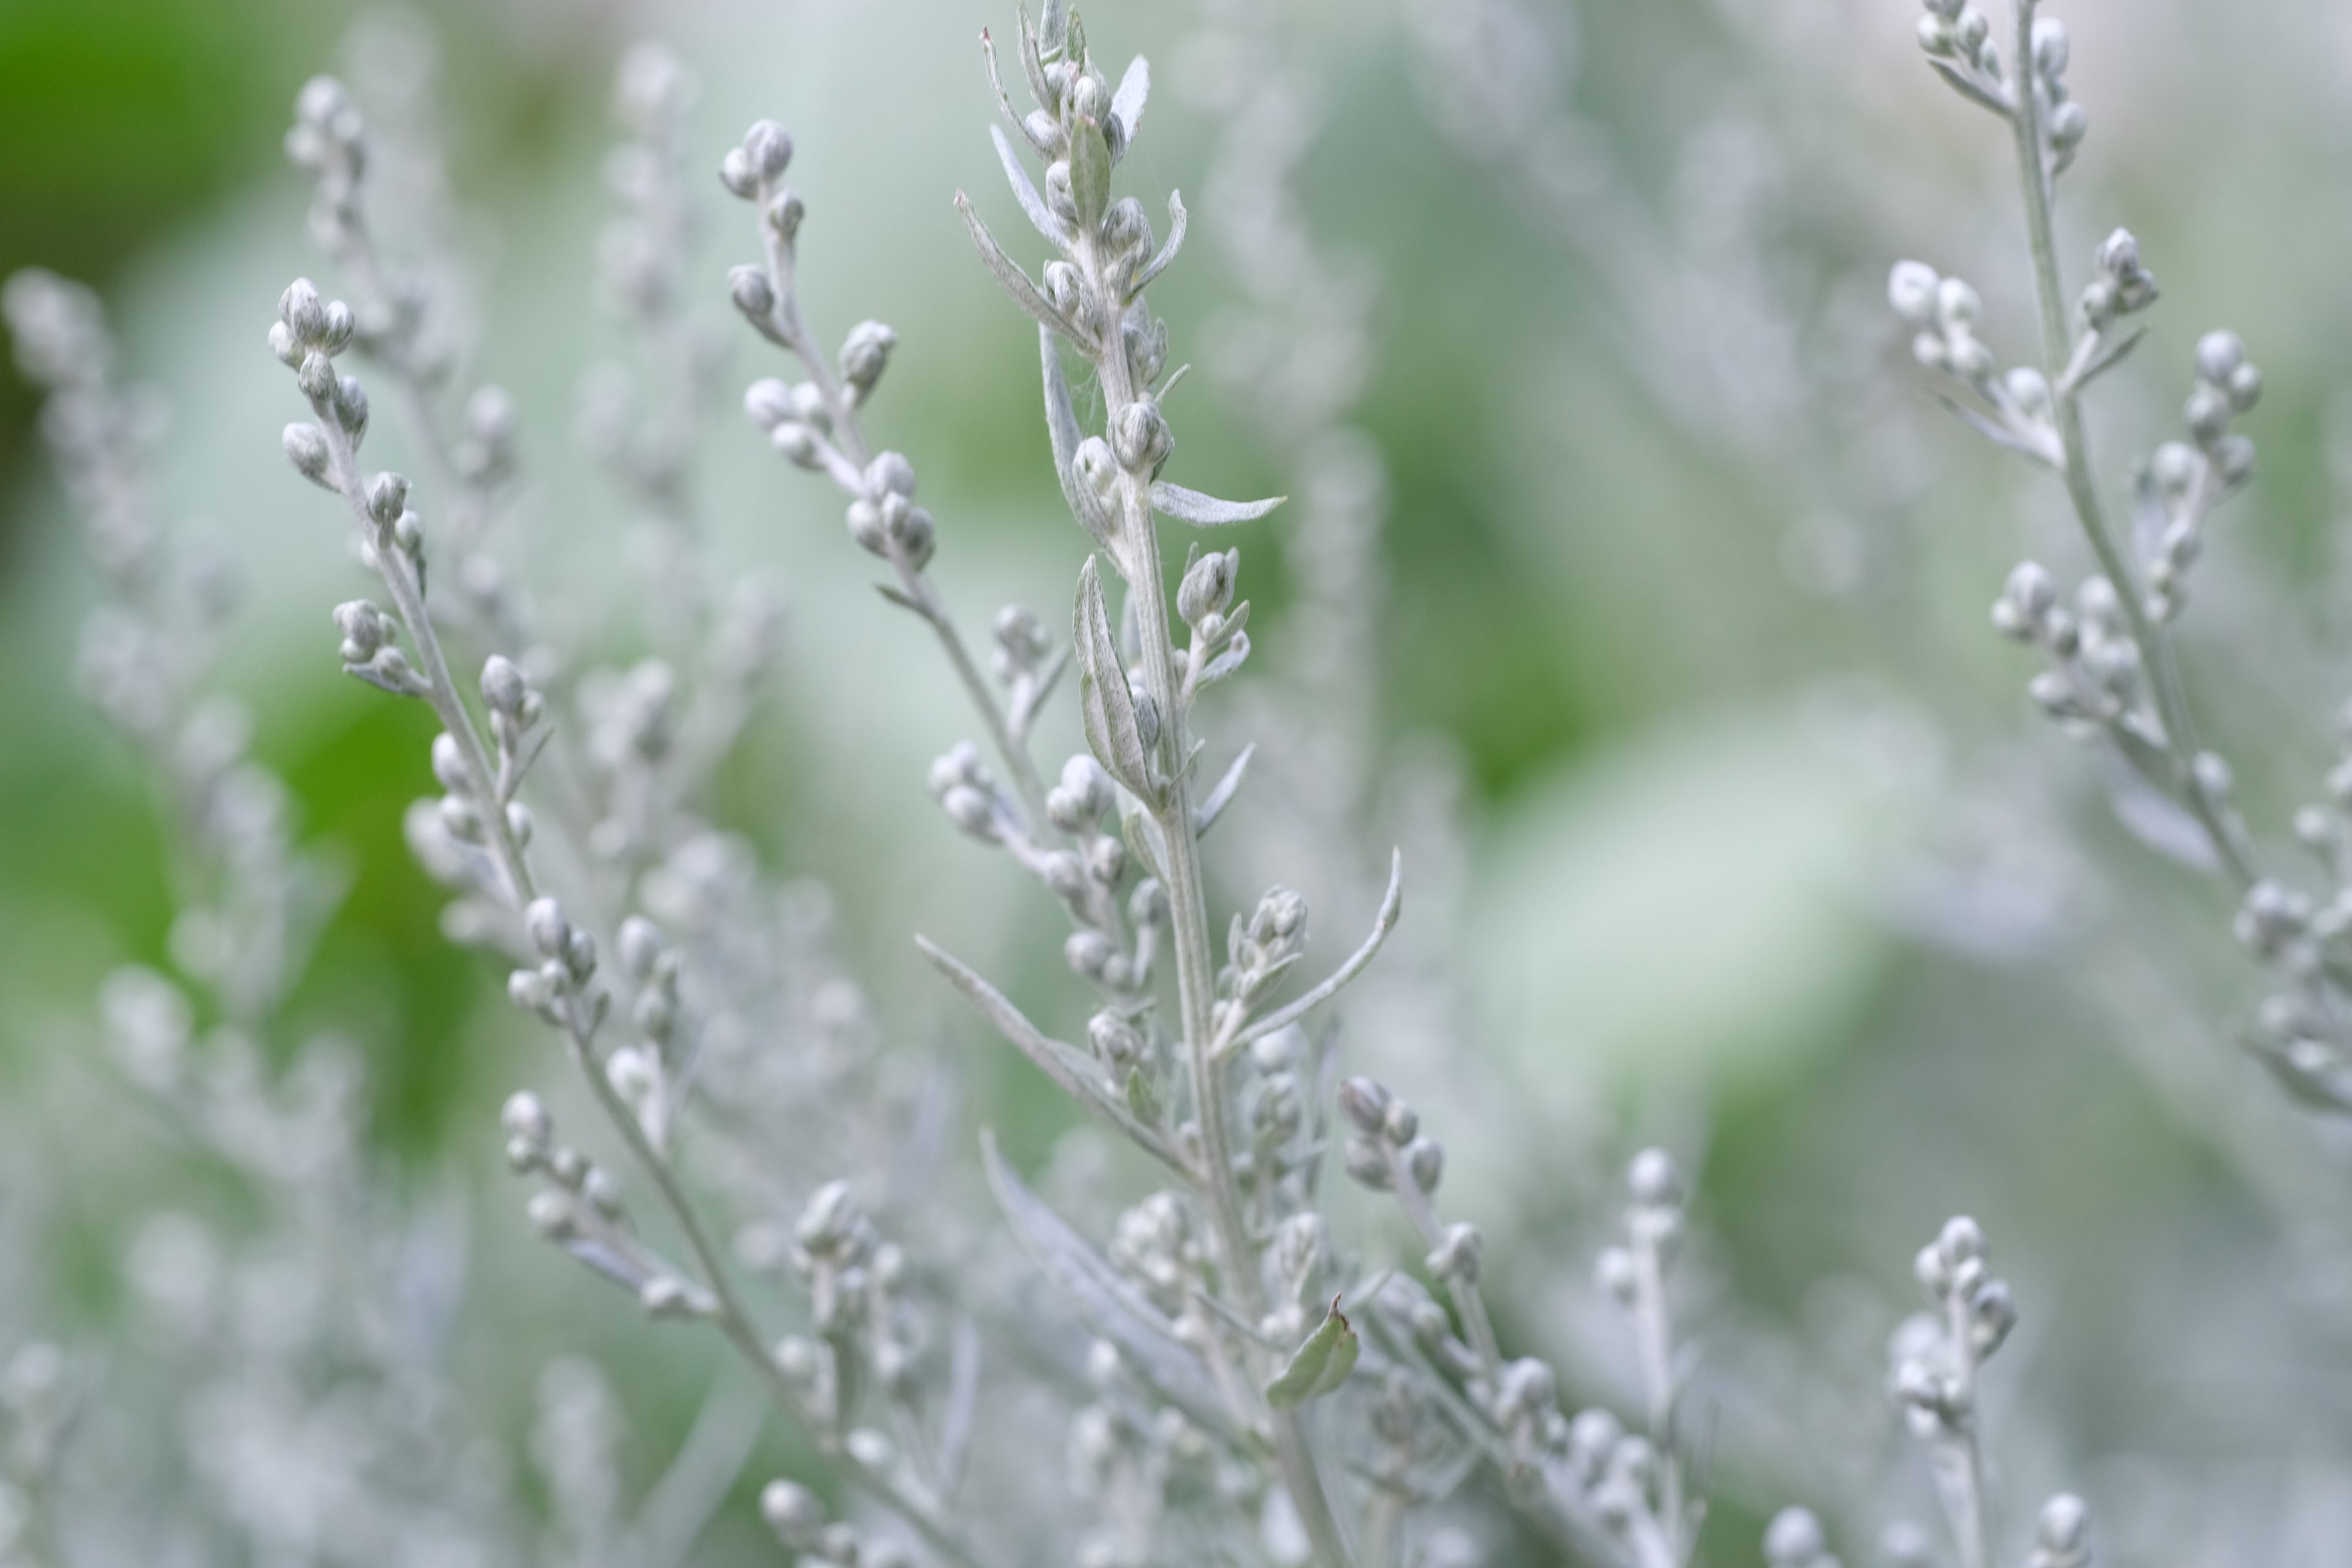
<box><xmin>6</xmin><ymin>0</ymin><xmax>2352</xmax><ymax>1559</ymax></box>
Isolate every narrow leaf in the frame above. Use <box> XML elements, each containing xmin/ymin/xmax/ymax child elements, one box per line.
<box><xmin>1109</xmin><ymin>55</ymin><xmax>1149</xmax><ymax>154</ymax></box>
<box><xmin>1194</xmin><ymin>744</ymin><xmax>1254</xmax><ymax>838</ymax></box>
<box><xmin>991</xmin><ymin>125</ymin><xmax>1073</xmax><ymax>247</ymax></box>
<box><xmin>1118</xmin><ymin>801</ymin><xmax>1166</xmax><ymax>883</ymax></box>
<box><xmin>956</xmin><ymin>192</ymin><xmax>1085</xmax><ymax>349</ymax></box>
<box><xmin>1074</xmin><ymin>557</ymin><xmax>1158</xmax><ymax>802</ymax></box>
<box><xmin>1265</xmin><ymin>1296</ymin><xmax>1359</xmax><ymax>1408</ymax></box>
<box><xmin>981</xmin><ymin>1133</ymin><xmax>1236</xmax><ymax>1436</ymax></box>
<box><xmin>1042</xmin><ymin>328</ymin><xmax>1117</xmax><ymax>552</ymax></box>
<box><xmin>918</xmin><ymin>938</ymin><xmax>1190</xmax><ymax>1174</ymax></box>
<box><xmin>1926</xmin><ymin>390</ymin><xmax>2055</xmax><ymax>467</ymax></box>
<box><xmin>1234</xmin><ymin>850</ymin><xmax>1406</xmax><ymax>1049</ymax></box>
<box><xmin>1929</xmin><ymin>59</ymin><xmax>2014</xmax><ymax>116</ymax></box>
<box><xmin>980</xmin><ymin>28</ymin><xmax>1054</xmax><ymax>156</ymax></box>
<box><xmin>1016</xmin><ymin>4</ymin><xmax>1052</xmax><ymax>107</ymax></box>
<box><xmin>1148</xmin><ymin>480</ymin><xmax>1286</xmax><ymax>527</ymax></box>
<box><xmin>1199</xmin><ymin>632</ymin><xmax>1250</xmax><ymax>686</ymax></box>
<box><xmin>2072</xmin><ymin>323</ymin><xmax>2147</xmax><ymax>392</ymax></box>
<box><xmin>1133</xmin><ymin>190</ymin><xmax>1188</xmax><ymax>295</ymax></box>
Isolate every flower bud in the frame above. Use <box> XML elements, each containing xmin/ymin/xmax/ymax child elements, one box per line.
<box><xmin>1763</xmin><ymin>1507</ymin><xmax>1827</xmax><ymax>1568</ymax></box>
<box><xmin>2185</xmin><ymin>383</ymin><xmax>2231</xmax><ymax>445</ymax></box>
<box><xmin>282</xmin><ymin>424</ymin><xmax>337</xmax><ymax>494</ymax></box>
<box><xmin>718</xmin><ymin>145</ymin><xmax>759</xmax><ymax>198</ymax></box>
<box><xmin>728</xmin><ymin>263</ymin><xmax>775</xmax><ymax>320</ymax></box>
<box><xmin>2047</xmin><ymin>100</ymin><xmax>2087</xmax><ymax>149</ymax></box>
<box><xmin>2037</xmin><ymin>1494</ymin><xmax>2089</xmax><ymax>1553</ymax></box>
<box><xmin>1628</xmin><ymin>1147</ymin><xmax>1683</xmax><ymax>1207</ymax></box>
<box><xmin>526</xmin><ymin>898</ymin><xmax>571</xmax><ymax>960</ymax></box>
<box><xmin>865</xmin><ymin>450</ymin><xmax>918</xmax><ymax>499</ymax></box>
<box><xmin>481</xmin><ymin>654</ymin><xmax>527</xmax><ymax>715</ymax></box>
<box><xmin>1405</xmin><ymin>1137</ymin><xmax>1445</xmax><ymax>1192</ymax></box>
<box><xmin>364</xmin><ymin>471</ymin><xmax>409</xmax><ymax>525</ymax></box>
<box><xmin>1177</xmin><ymin>549</ymin><xmax>1238</xmax><ymax>626</ymax></box>
<box><xmin>1110</xmin><ymin>401</ymin><xmax>1173</xmax><ymax>473</ymax></box>
<box><xmin>840</xmin><ymin>319</ymin><xmax>897</xmax><ymax>396</ymax></box>
<box><xmin>1887</xmin><ymin>260</ymin><xmax>1940</xmax><ymax>326</ymax></box>
<box><xmin>1336</xmin><ymin>1076</ymin><xmax>1390</xmax><ymax>1134</ymax></box>
<box><xmin>501</xmin><ymin>1090</ymin><xmax>552</xmax><ymax>1148</ymax></box>
<box><xmin>334</xmin><ymin>600</ymin><xmax>388</xmax><ymax>662</ymax></box>
<box><xmin>279</xmin><ymin>277</ymin><xmax>326</xmax><ymax>342</ymax></box>
<box><xmin>760</xmin><ymin>1480</ymin><xmax>825</xmax><ymax>1547</ymax></box>
<box><xmin>742</xmin><ymin>119</ymin><xmax>793</xmax><ymax>181</ymax></box>
<box><xmin>2195</xmin><ymin>329</ymin><xmax>2243</xmax><ymax>386</ymax></box>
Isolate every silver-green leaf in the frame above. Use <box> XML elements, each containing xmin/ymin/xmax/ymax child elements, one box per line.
<box><xmin>1265</xmin><ymin>1295</ymin><xmax>1359</xmax><ymax>1408</ymax></box>
<box><xmin>1149</xmin><ymin>481</ymin><xmax>1285</xmax><ymax>527</ymax></box>
<box><xmin>1074</xmin><ymin>556</ymin><xmax>1157</xmax><ymax>804</ymax></box>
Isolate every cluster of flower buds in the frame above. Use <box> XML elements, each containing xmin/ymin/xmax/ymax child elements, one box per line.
<box><xmin>1243</xmin><ymin>1025</ymin><xmax>1311</xmax><ymax>1181</ymax></box>
<box><xmin>284</xmin><ymin>77</ymin><xmax>365</xmax><ymax>254</ymax></box>
<box><xmin>960</xmin><ymin>5</ymin><xmax>1199</xmax><ymax>492</ymax></box>
<box><xmin>480</xmin><ymin>650</ymin><xmax>545</xmax><ymax>787</ymax></box>
<box><xmin>332</xmin><ymin>598</ymin><xmax>424</xmax><ymax>696</ymax></box>
<box><xmin>991</xmin><ymin>605</ymin><xmax>1064</xmax><ymax>742</ymax></box>
<box><xmin>759</xmin><ymin>1479</ymin><xmax>908</xmax><ymax>1568</ymax></box>
<box><xmin>506</xmin><ymin>897</ymin><xmax>605</xmax><ymax>1030</ymax></box>
<box><xmin>929</xmin><ymin>741</ymin><xmax>1012</xmax><ymax>847</ymax></box>
<box><xmin>274</xmin><ymin>279</ymin><xmax>368</xmax><ymax>486</ymax></box>
<box><xmin>840</xmin><ymin>319</ymin><xmax>897</xmax><ymax>405</ymax></box>
<box><xmin>600</xmin><ymin>44</ymin><xmax>696</xmax><ymax>318</ymax></box>
<box><xmin>1890</xmin><ymin>1216</ymin><xmax>2016</xmax><ymax>1440</ymax></box>
<box><xmin>846</xmin><ymin>453</ymin><xmax>937</xmax><ymax>570</ymax></box>
<box><xmin>741</xmin><ymin>372</ymin><xmax>829</xmax><ymax>470</ymax></box>
<box><xmin>719</xmin><ymin>118</ymin><xmax>795</xmax><ymax>207</ymax></box>
<box><xmin>452</xmin><ymin>384</ymin><xmax>519</xmax><ymax>491</ymax></box>
<box><xmin>1176</xmin><ymin>547</ymin><xmax>1251</xmax><ymax>699</ymax></box>
<box><xmin>1913</xmin><ymin>0</ymin><xmax>2007</xmax><ymax>111</ymax></box>
<box><xmin>2123</xmin><ymin>330</ymin><xmax>2259</xmax><ymax>621</ymax></box>
<box><xmin>1108</xmin><ymin>1191</ymin><xmax>1208</xmax><ymax>1317</ymax></box>
<box><xmin>1338</xmin><ymin>1076</ymin><xmax>1446</xmax><ymax>1195</ymax></box>
<box><xmin>1991</xmin><ymin>565</ymin><xmax>2152</xmax><ymax>736</ymax></box>
<box><xmin>503</xmin><ymin>1090</ymin><xmax>709</xmax><ymax>1319</ymax></box>
<box><xmin>1888</xmin><ymin>262</ymin><xmax>2062</xmax><ymax>467</ymax></box>
<box><xmin>766</xmin><ymin>1186</ymin><xmax>922</xmax><ymax>1442</ymax></box>
<box><xmin>1595</xmin><ymin>1149</ymin><xmax>1684</xmax><ymax>1308</ymax></box>
<box><xmin>596</xmin><ymin>915</ymin><xmax>686</xmax><ymax>1149</ymax></box>
<box><xmin>1067</xmin><ymin>1340</ymin><xmax>1221</xmax><ymax>1563</ymax></box>
<box><xmin>1001</xmin><ymin>752</ymin><xmax>1157</xmax><ymax>997</ymax></box>
<box><xmin>1763</xmin><ymin>1507</ymin><xmax>1841</xmax><ymax>1568</ymax></box>
<box><xmin>1259</xmin><ymin>1208</ymin><xmax>1331</xmax><ymax>1346</ymax></box>
<box><xmin>1221</xmin><ymin>886</ymin><xmax>1308</xmax><ymax>1014</ymax></box>
<box><xmin>2078</xmin><ymin>228</ymin><xmax>2158</xmax><ymax>334</ymax></box>
<box><xmin>2029</xmin><ymin>17</ymin><xmax>2088</xmax><ymax>163</ymax></box>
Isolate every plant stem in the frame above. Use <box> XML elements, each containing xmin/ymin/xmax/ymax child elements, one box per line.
<box><xmin>1932</xmin><ymin>1291</ymin><xmax>1992</xmax><ymax>1568</ymax></box>
<box><xmin>1087</xmin><ymin>246</ymin><xmax>1352</xmax><ymax>1568</ymax></box>
<box><xmin>2005</xmin><ymin>0</ymin><xmax>2255</xmax><ymax>891</ymax></box>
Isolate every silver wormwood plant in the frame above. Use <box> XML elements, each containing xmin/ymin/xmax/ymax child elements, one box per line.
<box><xmin>14</xmin><ymin>7</ymin><xmax>2256</xmax><ymax>1567</ymax></box>
<box><xmin>1888</xmin><ymin>0</ymin><xmax>2352</xmax><ymax>1111</ymax></box>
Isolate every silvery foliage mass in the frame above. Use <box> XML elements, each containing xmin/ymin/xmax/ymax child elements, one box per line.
<box><xmin>2</xmin><ymin>2</ymin><xmax>2301</xmax><ymax>1567</ymax></box>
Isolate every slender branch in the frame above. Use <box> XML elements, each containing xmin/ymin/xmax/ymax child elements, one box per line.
<box><xmin>312</xmin><ymin>388</ymin><xmax>998</xmax><ymax>1568</ymax></box>
<box><xmin>748</xmin><ymin>197</ymin><xmax>1054</xmax><ymax>829</ymax></box>
<box><xmin>2004</xmin><ymin>0</ymin><xmax>2255</xmax><ymax>891</ymax></box>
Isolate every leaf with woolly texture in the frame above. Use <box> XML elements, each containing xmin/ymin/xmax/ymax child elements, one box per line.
<box><xmin>1074</xmin><ymin>557</ymin><xmax>1158</xmax><ymax>803</ymax></box>
<box><xmin>981</xmin><ymin>1133</ymin><xmax>1237</xmax><ymax>1438</ymax></box>
<box><xmin>1149</xmin><ymin>480</ymin><xmax>1284</xmax><ymax>527</ymax></box>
